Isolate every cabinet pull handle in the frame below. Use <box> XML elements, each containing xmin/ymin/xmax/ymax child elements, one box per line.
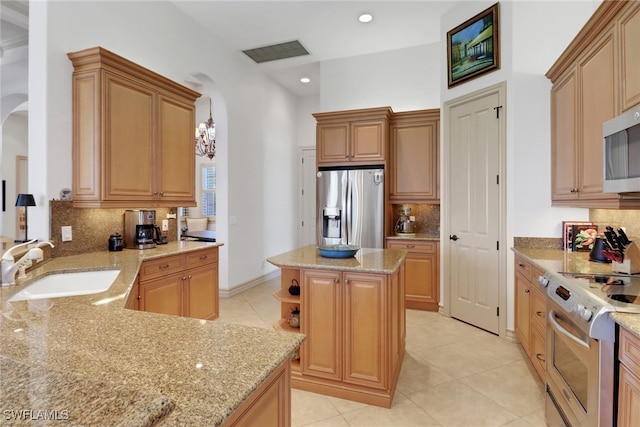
<box><xmin>159</xmin><ymin>264</ymin><xmax>170</xmax><ymax>270</ymax></box>
<box><xmin>406</xmin><ymin>245</ymin><xmax>415</xmax><ymax>248</ymax></box>
<box><xmin>536</xmin><ymin>311</ymin><xmax>544</xmax><ymax>318</ymax></box>
<box><xmin>536</xmin><ymin>354</ymin><xmax>545</xmax><ymax>362</ymax></box>
<box><xmin>200</xmin><ymin>255</ymin><xmax>208</xmax><ymax>260</ymax></box>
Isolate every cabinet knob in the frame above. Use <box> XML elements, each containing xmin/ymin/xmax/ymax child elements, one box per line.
<box><xmin>137</xmin><ymin>295</ymin><xmax>141</xmax><ymax>300</ymax></box>
<box><xmin>334</xmin><ymin>277</ymin><xmax>339</xmax><ymax>284</ymax></box>
<box><xmin>159</xmin><ymin>191</ymin><xmax>164</xmax><ymax>196</ymax></box>
<box><xmin>450</xmin><ymin>235</ymin><xmax>459</xmax><ymax>241</ymax></box>
<box><xmin>525</xmin><ymin>288</ymin><xmax>530</xmax><ymax>293</ymax></box>
<box><xmin>570</xmin><ymin>188</ymin><xmax>579</xmax><ymax>193</ymax></box>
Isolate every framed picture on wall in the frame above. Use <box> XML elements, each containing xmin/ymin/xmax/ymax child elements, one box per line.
<box><xmin>447</xmin><ymin>3</ymin><xmax>500</xmax><ymax>88</ymax></box>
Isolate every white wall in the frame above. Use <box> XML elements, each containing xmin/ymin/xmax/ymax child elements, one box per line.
<box><xmin>0</xmin><ymin>112</ymin><xmax>28</xmax><ymax>237</ymax></box>
<box><xmin>320</xmin><ymin>43</ymin><xmax>441</xmax><ymax>112</ymax></box>
<box><xmin>28</xmin><ymin>0</ymin><xmax>299</xmax><ymax>291</ymax></box>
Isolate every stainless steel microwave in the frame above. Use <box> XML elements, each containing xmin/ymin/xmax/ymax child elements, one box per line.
<box><xmin>603</xmin><ymin>106</ymin><xmax>640</xmax><ymax>194</ymax></box>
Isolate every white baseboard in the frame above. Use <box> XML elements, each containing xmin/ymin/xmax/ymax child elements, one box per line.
<box><xmin>219</xmin><ymin>270</ymin><xmax>281</xmax><ymax>298</ymax></box>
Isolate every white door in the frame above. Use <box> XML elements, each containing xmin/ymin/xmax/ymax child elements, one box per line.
<box><xmin>299</xmin><ymin>147</ymin><xmax>316</xmax><ymax>247</ymax></box>
<box><xmin>445</xmin><ymin>84</ymin><xmax>504</xmax><ymax>335</ymax></box>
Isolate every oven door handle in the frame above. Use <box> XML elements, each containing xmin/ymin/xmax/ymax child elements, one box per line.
<box><xmin>548</xmin><ymin>310</ymin><xmax>590</xmax><ymax>350</ymax></box>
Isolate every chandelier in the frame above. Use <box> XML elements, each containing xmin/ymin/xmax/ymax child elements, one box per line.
<box><xmin>195</xmin><ymin>99</ymin><xmax>216</xmax><ymax>160</ymax></box>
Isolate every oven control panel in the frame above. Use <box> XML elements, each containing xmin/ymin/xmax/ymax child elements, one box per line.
<box><xmin>544</xmin><ymin>271</ymin><xmax>615</xmax><ymax>341</ymax></box>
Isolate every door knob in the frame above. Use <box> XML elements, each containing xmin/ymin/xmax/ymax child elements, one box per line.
<box><xmin>449</xmin><ymin>235</ymin><xmax>459</xmax><ymax>241</ymax></box>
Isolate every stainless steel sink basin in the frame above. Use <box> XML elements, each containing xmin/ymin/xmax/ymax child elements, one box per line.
<box><xmin>8</xmin><ymin>269</ymin><xmax>121</xmax><ymax>302</ymax></box>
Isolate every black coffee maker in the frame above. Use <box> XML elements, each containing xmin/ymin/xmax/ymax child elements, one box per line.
<box><xmin>124</xmin><ymin>210</ymin><xmax>157</xmax><ymax>249</ymax></box>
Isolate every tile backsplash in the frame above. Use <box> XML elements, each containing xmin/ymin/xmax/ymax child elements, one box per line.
<box><xmin>590</xmin><ymin>209</ymin><xmax>640</xmax><ymax>241</ymax></box>
<box><xmin>391</xmin><ymin>203</ymin><xmax>440</xmax><ymax>235</ymax></box>
<box><xmin>49</xmin><ymin>201</ymin><xmax>178</xmax><ymax>257</ymax></box>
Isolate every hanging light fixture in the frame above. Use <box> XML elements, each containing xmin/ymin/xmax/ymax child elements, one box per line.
<box><xmin>195</xmin><ymin>98</ymin><xmax>216</xmax><ymax>160</ymax></box>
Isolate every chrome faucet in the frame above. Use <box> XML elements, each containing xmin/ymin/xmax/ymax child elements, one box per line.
<box><xmin>1</xmin><ymin>239</ymin><xmax>55</xmax><ymax>286</ymax></box>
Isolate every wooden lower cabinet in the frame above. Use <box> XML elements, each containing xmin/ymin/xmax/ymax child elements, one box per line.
<box><xmin>618</xmin><ymin>326</ymin><xmax>640</xmax><ymax>426</ymax></box>
<box><xmin>273</xmin><ymin>264</ymin><xmax>405</xmax><ymax>408</ymax></box>
<box><xmin>223</xmin><ymin>359</ymin><xmax>291</xmax><ymax>427</ymax></box>
<box><xmin>386</xmin><ymin>240</ymin><xmax>439</xmax><ymax>311</ymax></box>
<box><xmin>137</xmin><ymin>247</ymin><xmax>219</xmax><ymax>320</ymax></box>
<box><xmin>514</xmin><ymin>254</ymin><xmax>547</xmax><ymax>381</ymax></box>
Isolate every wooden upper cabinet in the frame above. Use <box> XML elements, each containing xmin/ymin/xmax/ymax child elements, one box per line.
<box><xmin>314</xmin><ymin>107</ymin><xmax>392</xmax><ymax>167</ymax></box>
<box><xmin>547</xmin><ymin>1</ymin><xmax>640</xmax><ymax>208</ymax></box>
<box><xmin>68</xmin><ymin>46</ymin><xmax>200</xmax><ymax>208</ymax></box>
<box><xmin>389</xmin><ymin>109</ymin><xmax>439</xmax><ymax>203</ymax></box>
<box><xmin>550</xmin><ymin>69</ymin><xmax>578</xmax><ymax>201</ymax></box>
<box><xmin>619</xmin><ymin>1</ymin><xmax>640</xmax><ymax>111</ymax></box>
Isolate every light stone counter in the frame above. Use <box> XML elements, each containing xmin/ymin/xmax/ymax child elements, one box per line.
<box><xmin>0</xmin><ymin>241</ymin><xmax>305</xmax><ymax>426</ymax></box>
<box><xmin>513</xmin><ymin>247</ymin><xmax>640</xmax><ymax>340</ymax></box>
<box><xmin>266</xmin><ymin>245</ymin><xmax>406</xmax><ymax>274</ymax></box>
<box><xmin>385</xmin><ymin>233</ymin><xmax>440</xmax><ymax>241</ymax></box>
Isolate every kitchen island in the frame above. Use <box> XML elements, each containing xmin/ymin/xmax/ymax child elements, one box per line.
<box><xmin>267</xmin><ymin>245</ymin><xmax>407</xmax><ymax>408</ymax></box>
<box><xmin>0</xmin><ymin>241</ymin><xmax>304</xmax><ymax>426</ymax></box>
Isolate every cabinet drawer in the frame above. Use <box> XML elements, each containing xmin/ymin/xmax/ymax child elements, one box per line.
<box><xmin>514</xmin><ymin>255</ymin><xmax>532</xmax><ymax>280</ymax></box>
<box><xmin>185</xmin><ymin>247</ymin><xmax>218</xmax><ymax>269</ymax></box>
<box><xmin>139</xmin><ymin>254</ymin><xmax>184</xmax><ymax>282</ymax></box>
<box><xmin>531</xmin><ymin>287</ymin><xmax>547</xmax><ymax>334</ymax></box>
<box><xmin>386</xmin><ymin>240</ymin><xmax>437</xmax><ymax>254</ymax></box>
<box><xmin>620</xmin><ymin>327</ymin><xmax>640</xmax><ymax>373</ymax></box>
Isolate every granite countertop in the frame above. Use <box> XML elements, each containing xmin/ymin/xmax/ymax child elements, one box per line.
<box><xmin>513</xmin><ymin>246</ymin><xmax>640</xmax><ymax>338</ymax></box>
<box><xmin>0</xmin><ymin>241</ymin><xmax>305</xmax><ymax>426</ymax></box>
<box><xmin>386</xmin><ymin>233</ymin><xmax>440</xmax><ymax>241</ymax></box>
<box><xmin>266</xmin><ymin>245</ymin><xmax>407</xmax><ymax>274</ymax></box>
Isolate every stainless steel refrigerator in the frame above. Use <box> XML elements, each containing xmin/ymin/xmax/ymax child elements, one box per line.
<box><xmin>316</xmin><ymin>167</ymin><xmax>384</xmax><ymax>248</ymax></box>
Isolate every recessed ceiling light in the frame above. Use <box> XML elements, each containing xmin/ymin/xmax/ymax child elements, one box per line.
<box><xmin>300</xmin><ymin>77</ymin><xmax>311</xmax><ymax>84</ymax></box>
<box><xmin>359</xmin><ymin>13</ymin><xmax>373</xmax><ymax>23</ymax></box>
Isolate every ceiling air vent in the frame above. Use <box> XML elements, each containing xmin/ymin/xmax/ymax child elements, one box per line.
<box><xmin>242</xmin><ymin>40</ymin><xmax>309</xmax><ymax>63</ymax></box>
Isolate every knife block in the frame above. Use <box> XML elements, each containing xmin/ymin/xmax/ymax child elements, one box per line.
<box><xmin>612</xmin><ymin>241</ymin><xmax>640</xmax><ymax>274</ymax></box>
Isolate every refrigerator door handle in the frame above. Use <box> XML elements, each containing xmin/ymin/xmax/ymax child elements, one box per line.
<box><xmin>345</xmin><ymin>172</ymin><xmax>352</xmax><ymax>245</ymax></box>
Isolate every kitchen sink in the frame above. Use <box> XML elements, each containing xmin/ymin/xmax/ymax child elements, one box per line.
<box><xmin>8</xmin><ymin>269</ymin><xmax>121</xmax><ymax>302</ymax></box>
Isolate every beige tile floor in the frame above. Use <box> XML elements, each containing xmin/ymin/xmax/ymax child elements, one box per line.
<box><xmin>218</xmin><ymin>277</ymin><xmax>546</xmax><ymax>427</ymax></box>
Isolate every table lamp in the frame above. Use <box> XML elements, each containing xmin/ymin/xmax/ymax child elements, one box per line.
<box><xmin>15</xmin><ymin>193</ymin><xmax>36</xmax><ymax>243</ymax></box>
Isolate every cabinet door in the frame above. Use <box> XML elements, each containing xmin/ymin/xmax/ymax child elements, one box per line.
<box><xmin>139</xmin><ymin>275</ymin><xmax>183</xmax><ymax>316</ymax></box>
<box><xmin>619</xmin><ymin>365</ymin><xmax>640</xmax><ymax>427</ymax></box>
<box><xmin>386</xmin><ymin>241</ymin><xmax>439</xmax><ymax>311</ymax></box>
<box><xmin>551</xmin><ymin>69</ymin><xmax>579</xmax><ymax>201</ymax></box>
<box><xmin>390</xmin><ymin>121</ymin><xmax>438</xmax><ymax>201</ymax></box>
<box><xmin>620</xmin><ymin>2</ymin><xmax>640</xmax><ymax>111</ymax></box>
<box><xmin>343</xmin><ymin>272</ymin><xmax>387</xmax><ymax>389</ymax></box>
<box><xmin>158</xmin><ymin>94</ymin><xmax>196</xmax><ymax>202</ymax></box>
<box><xmin>514</xmin><ymin>272</ymin><xmax>531</xmax><ymax>354</ymax></box>
<box><xmin>186</xmin><ymin>263</ymin><xmax>218</xmax><ymax>320</ymax></box>
<box><xmin>301</xmin><ymin>270</ymin><xmax>342</xmax><ymax>381</ymax></box>
<box><xmin>104</xmin><ymin>72</ymin><xmax>155</xmax><ymax>201</ymax></box>
<box><xmin>317</xmin><ymin>123</ymin><xmax>349</xmax><ymax>164</ymax></box>
<box><xmin>579</xmin><ymin>30</ymin><xmax>616</xmax><ymax>200</ymax></box>
<box><xmin>351</xmin><ymin>120</ymin><xmax>385</xmax><ymax>163</ymax></box>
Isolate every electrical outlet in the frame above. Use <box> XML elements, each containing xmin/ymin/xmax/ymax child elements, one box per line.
<box><xmin>162</xmin><ymin>219</ymin><xmax>169</xmax><ymax>231</ymax></box>
<box><xmin>61</xmin><ymin>226</ymin><xmax>73</xmax><ymax>242</ymax></box>
<box><xmin>166</xmin><ymin>213</ymin><xmax>177</xmax><ymax>219</ymax></box>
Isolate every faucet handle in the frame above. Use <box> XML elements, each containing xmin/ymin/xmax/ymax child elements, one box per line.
<box><xmin>2</xmin><ymin>239</ymin><xmax>37</xmax><ymax>261</ymax></box>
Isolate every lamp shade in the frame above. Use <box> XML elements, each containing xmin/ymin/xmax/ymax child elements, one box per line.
<box><xmin>15</xmin><ymin>194</ymin><xmax>36</xmax><ymax>207</ymax></box>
